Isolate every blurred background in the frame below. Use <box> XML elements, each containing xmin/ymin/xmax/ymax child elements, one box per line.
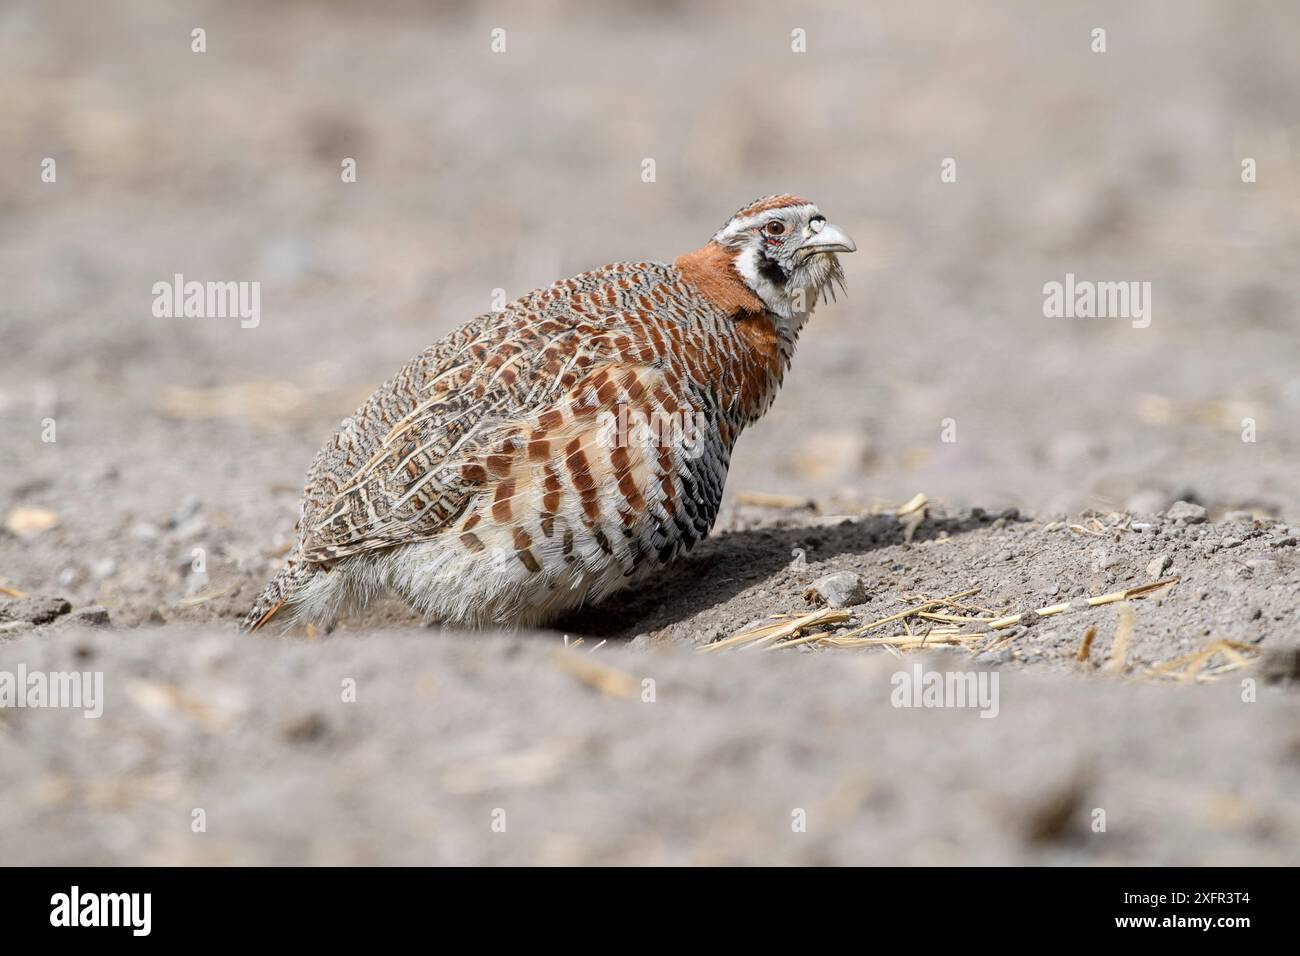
<box><xmin>3</xmin><ymin>0</ymin><xmax>1300</xmax><ymax>605</ymax></box>
<box><xmin>3</xmin><ymin>0</ymin><xmax>1300</xmax><ymax>869</ymax></box>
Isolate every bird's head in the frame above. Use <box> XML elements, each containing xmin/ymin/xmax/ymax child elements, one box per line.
<box><xmin>711</xmin><ymin>194</ymin><xmax>855</xmax><ymax>323</ymax></box>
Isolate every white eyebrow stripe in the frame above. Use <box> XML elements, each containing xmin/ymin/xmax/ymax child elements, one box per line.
<box><xmin>714</xmin><ymin>204</ymin><xmax>819</xmax><ymax>241</ymax></box>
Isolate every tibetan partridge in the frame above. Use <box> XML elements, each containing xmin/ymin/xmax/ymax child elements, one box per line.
<box><xmin>242</xmin><ymin>195</ymin><xmax>855</xmax><ymax>631</ymax></box>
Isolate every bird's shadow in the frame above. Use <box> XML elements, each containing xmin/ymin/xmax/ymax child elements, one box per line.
<box><xmin>554</xmin><ymin>511</ymin><xmax>999</xmax><ymax>641</ymax></box>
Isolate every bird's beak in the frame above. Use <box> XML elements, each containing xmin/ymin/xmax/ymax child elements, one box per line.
<box><xmin>801</xmin><ymin>221</ymin><xmax>857</xmax><ymax>255</ymax></box>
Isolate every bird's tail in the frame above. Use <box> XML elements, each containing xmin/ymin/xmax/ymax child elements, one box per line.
<box><xmin>241</xmin><ymin>558</ymin><xmax>315</xmax><ymax>633</ymax></box>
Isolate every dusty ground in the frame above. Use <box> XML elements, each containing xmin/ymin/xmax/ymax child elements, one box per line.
<box><xmin>3</xmin><ymin>1</ymin><xmax>1300</xmax><ymax>864</ymax></box>
<box><xmin>3</xmin><ymin>623</ymin><xmax>1300</xmax><ymax>866</ymax></box>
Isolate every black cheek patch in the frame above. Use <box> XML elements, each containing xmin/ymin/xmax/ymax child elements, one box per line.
<box><xmin>757</xmin><ymin>253</ymin><xmax>788</xmax><ymax>286</ymax></box>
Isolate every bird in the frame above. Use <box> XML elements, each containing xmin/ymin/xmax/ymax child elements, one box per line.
<box><xmin>241</xmin><ymin>194</ymin><xmax>855</xmax><ymax>632</ymax></box>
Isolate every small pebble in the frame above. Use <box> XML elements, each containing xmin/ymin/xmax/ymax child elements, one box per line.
<box><xmin>803</xmin><ymin>571</ymin><xmax>868</xmax><ymax>608</ymax></box>
<box><xmin>68</xmin><ymin>606</ymin><xmax>111</xmax><ymax>627</ymax></box>
<box><xmin>1146</xmin><ymin>554</ymin><xmax>1172</xmax><ymax>577</ymax></box>
<box><xmin>1092</xmin><ymin>551</ymin><xmax>1121</xmax><ymax>571</ymax></box>
<box><xmin>1166</xmin><ymin>500</ymin><xmax>1208</xmax><ymax>524</ymax></box>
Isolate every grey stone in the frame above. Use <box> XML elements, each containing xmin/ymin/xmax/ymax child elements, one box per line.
<box><xmin>1166</xmin><ymin>501</ymin><xmax>1207</xmax><ymax>523</ymax></box>
<box><xmin>804</xmin><ymin>571</ymin><xmax>868</xmax><ymax>608</ymax></box>
<box><xmin>1092</xmin><ymin>551</ymin><xmax>1121</xmax><ymax>571</ymax></box>
<box><xmin>68</xmin><ymin>606</ymin><xmax>111</xmax><ymax>627</ymax></box>
<box><xmin>0</xmin><ymin>595</ymin><xmax>71</xmax><ymax>625</ymax></box>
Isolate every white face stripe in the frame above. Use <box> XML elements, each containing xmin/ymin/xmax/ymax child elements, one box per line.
<box><xmin>714</xmin><ymin>204</ymin><xmax>820</xmax><ymax>244</ymax></box>
<box><xmin>732</xmin><ymin>245</ymin><xmax>795</xmax><ymax>322</ymax></box>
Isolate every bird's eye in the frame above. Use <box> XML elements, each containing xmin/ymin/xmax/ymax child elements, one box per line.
<box><xmin>764</xmin><ymin>220</ymin><xmax>786</xmax><ymax>237</ymax></box>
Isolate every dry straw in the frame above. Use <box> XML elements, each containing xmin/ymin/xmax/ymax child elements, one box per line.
<box><xmin>700</xmin><ymin>578</ymin><xmax>1190</xmax><ymax>659</ymax></box>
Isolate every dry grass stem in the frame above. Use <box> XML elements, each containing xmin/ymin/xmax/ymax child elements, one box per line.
<box><xmin>896</xmin><ymin>492</ymin><xmax>928</xmax><ymax>517</ymax></box>
<box><xmin>701</xmin><ymin>608</ymin><xmax>851</xmax><ymax>653</ymax></box>
<box><xmin>550</xmin><ymin>650</ymin><xmax>638</xmax><ymax>699</ymax></box>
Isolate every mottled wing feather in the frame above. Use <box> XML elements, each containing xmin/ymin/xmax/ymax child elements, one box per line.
<box><xmin>297</xmin><ymin>287</ymin><xmax>663</xmax><ymax>561</ymax></box>
<box><xmin>295</xmin><ymin>259</ymin><xmax>758</xmax><ymax>568</ymax></box>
